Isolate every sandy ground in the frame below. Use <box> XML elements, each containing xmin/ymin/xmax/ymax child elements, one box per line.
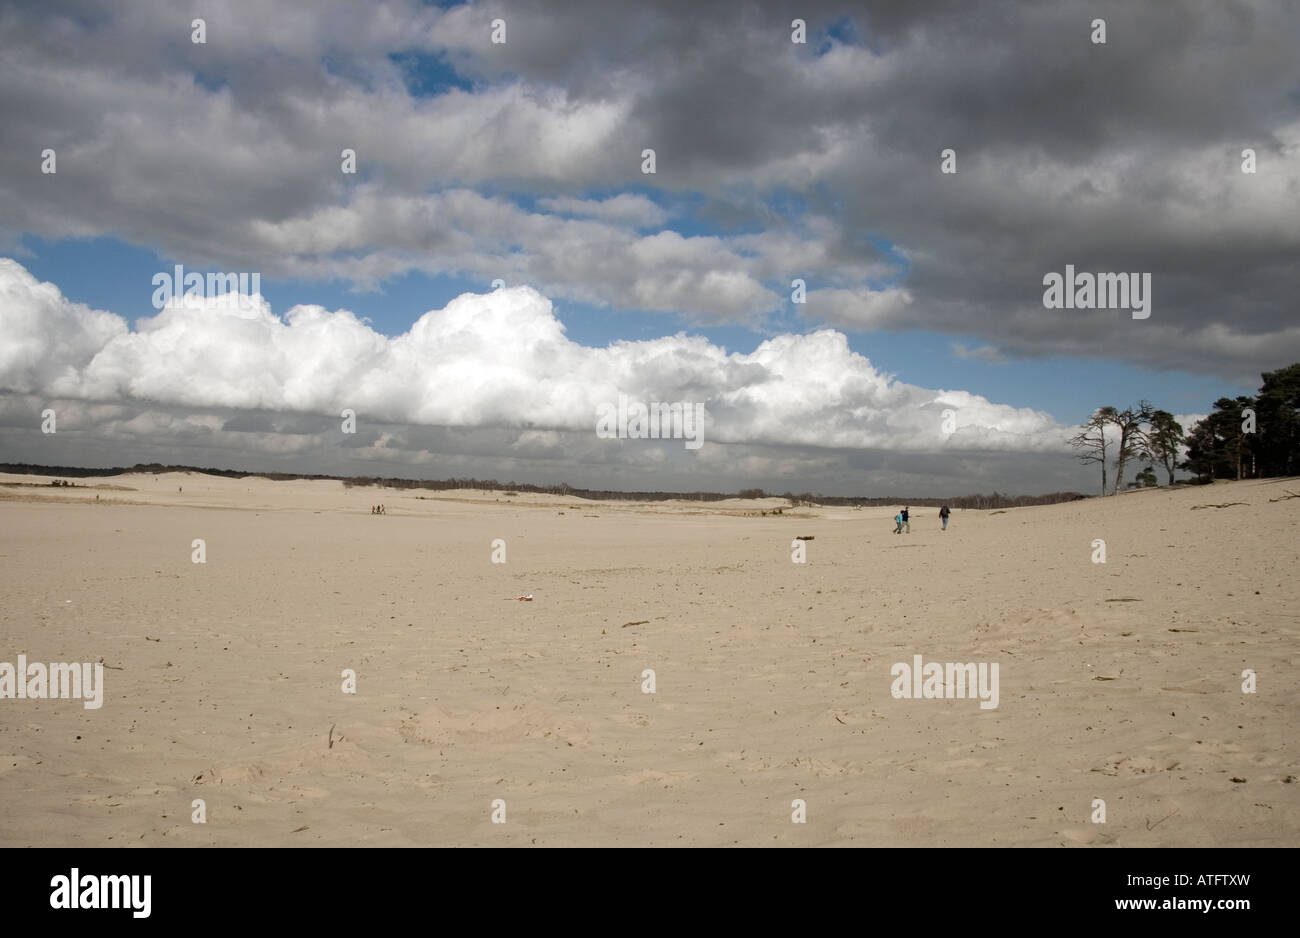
<box><xmin>0</xmin><ymin>470</ymin><xmax>1297</xmax><ymax>847</ymax></box>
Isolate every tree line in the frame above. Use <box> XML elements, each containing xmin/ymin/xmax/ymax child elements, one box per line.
<box><xmin>777</xmin><ymin>491</ymin><xmax>1084</xmax><ymax>509</ymax></box>
<box><xmin>1070</xmin><ymin>362</ymin><xmax>1300</xmax><ymax>492</ymax></box>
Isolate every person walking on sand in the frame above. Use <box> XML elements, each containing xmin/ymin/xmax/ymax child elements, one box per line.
<box><xmin>940</xmin><ymin>505</ymin><xmax>950</xmax><ymax>531</ymax></box>
<box><xmin>893</xmin><ymin>510</ymin><xmax>903</xmax><ymax>534</ymax></box>
<box><xmin>901</xmin><ymin>507</ymin><xmax>910</xmax><ymax>534</ymax></box>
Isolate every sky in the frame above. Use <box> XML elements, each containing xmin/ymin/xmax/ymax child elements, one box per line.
<box><xmin>1</xmin><ymin>0</ymin><xmax>1296</xmax><ymax>496</ymax></box>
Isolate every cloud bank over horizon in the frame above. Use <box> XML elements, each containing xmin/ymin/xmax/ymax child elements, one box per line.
<box><xmin>0</xmin><ymin>258</ymin><xmax>1073</xmax><ymax>489</ymax></box>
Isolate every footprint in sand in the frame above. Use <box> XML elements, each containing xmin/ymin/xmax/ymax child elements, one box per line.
<box><xmin>786</xmin><ymin>756</ymin><xmax>863</xmax><ymax>777</ymax></box>
<box><xmin>399</xmin><ymin>706</ymin><xmax>592</xmax><ymax>747</ymax></box>
<box><xmin>525</xmin><ymin>719</ymin><xmax>592</xmax><ymax>747</ymax></box>
<box><xmin>616</xmin><ymin>769</ymin><xmax>693</xmax><ymax>787</ymax></box>
<box><xmin>611</xmin><ymin>711</ymin><xmax>653</xmax><ymax>728</ymax></box>
<box><xmin>1099</xmin><ymin>755</ymin><xmax>1179</xmax><ymax>776</ymax></box>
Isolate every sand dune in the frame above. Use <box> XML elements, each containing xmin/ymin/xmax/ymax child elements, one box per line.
<box><xmin>1</xmin><ymin>470</ymin><xmax>1296</xmax><ymax>846</ymax></box>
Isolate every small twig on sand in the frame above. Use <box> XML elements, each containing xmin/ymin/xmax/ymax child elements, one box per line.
<box><xmin>1146</xmin><ymin>808</ymin><xmax>1179</xmax><ymax>831</ymax></box>
<box><xmin>328</xmin><ymin>724</ymin><xmax>335</xmax><ymax>749</ymax></box>
<box><xmin>1268</xmin><ymin>490</ymin><xmax>1300</xmax><ymax>503</ymax></box>
<box><xmin>1190</xmin><ymin>502</ymin><xmax>1247</xmax><ymax>509</ymax></box>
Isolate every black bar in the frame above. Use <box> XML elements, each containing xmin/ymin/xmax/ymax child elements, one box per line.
<box><xmin>0</xmin><ymin>847</ymin><xmax>1283</xmax><ymax>926</ymax></box>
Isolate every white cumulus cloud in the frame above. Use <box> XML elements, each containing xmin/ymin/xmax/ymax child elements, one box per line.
<box><xmin>0</xmin><ymin>258</ymin><xmax>1070</xmax><ymax>455</ymax></box>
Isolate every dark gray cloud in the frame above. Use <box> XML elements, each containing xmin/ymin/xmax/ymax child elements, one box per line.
<box><xmin>0</xmin><ymin>0</ymin><xmax>1295</xmax><ymax>416</ymax></box>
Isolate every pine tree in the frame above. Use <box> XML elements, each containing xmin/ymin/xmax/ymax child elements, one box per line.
<box><xmin>1144</xmin><ymin>410</ymin><xmax>1184</xmax><ymax>485</ymax></box>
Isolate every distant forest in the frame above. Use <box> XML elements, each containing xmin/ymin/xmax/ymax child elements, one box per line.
<box><xmin>0</xmin><ymin>462</ymin><xmax>1085</xmax><ymax>510</ymax></box>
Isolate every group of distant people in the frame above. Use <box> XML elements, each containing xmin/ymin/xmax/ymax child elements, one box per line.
<box><xmin>371</xmin><ymin>504</ymin><xmax>386</xmax><ymax>515</ymax></box>
<box><xmin>893</xmin><ymin>505</ymin><xmax>951</xmax><ymax>533</ymax></box>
